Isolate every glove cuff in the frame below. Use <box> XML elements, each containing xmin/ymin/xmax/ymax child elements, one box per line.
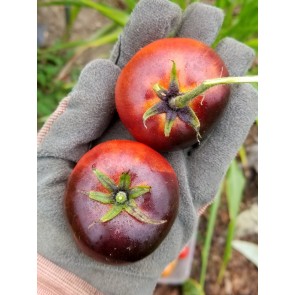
<box><xmin>38</xmin><ymin>254</ymin><xmax>159</xmax><ymax>295</ymax></box>
<box><xmin>37</xmin><ymin>97</ymin><xmax>69</xmax><ymax>146</ymax></box>
<box><xmin>38</xmin><ymin>254</ymin><xmax>103</xmax><ymax>295</ymax></box>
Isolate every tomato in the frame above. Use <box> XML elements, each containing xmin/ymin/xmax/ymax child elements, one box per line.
<box><xmin>65</xmin><ymin>140</ymin><xmax>179</xmax><ymax>264</ymax></box>
<box><xmin>115</xmin><ymin>38</ymin><xmax>230</xmax><ymax>151</ymax></box>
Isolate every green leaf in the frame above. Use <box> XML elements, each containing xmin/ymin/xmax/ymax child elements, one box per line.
<box><xmin>80</xmin><ymin>27</ymin><xmax>121</xmax><ymax>49</ymax></box>
<box><xmin>129</xmin><ymin>185</ymin><xmax>151</xmax><ymax>199</ymax></box>
<box><xmin>245</xmin><ymin>38</ymin><xmax>258</xmax><ymax>51</ymax></box>
<box><xmin>64</xmin><ymin>5</ymin><xmax>82</xmax><ymax>40</ymax></box>
<box><xmin>38</xmin><ymin>115</ymin><xmax>50</xmax><ymax>124</ymax></box>
<box><xmin>214</xmin><ymin>0</ymin><xmax>258</xmax><ymax>49</ymax></box>
<box><xmin>200</xmin><ymin>184</ymin><xmax>222</xmax><ymax>288</ymax></box>
<box><xmin>182</xmin><ymin>279</ymin><xmax>205</xmax><ymax>295</ymax></box>
<box><xmin>232</xmin><ymin>240</ymin><xmax>258</xmax><ymax>267</ymax></box>
<box><xmin>92</xmin><ymin>169</ymin><xmax>117</xmax><ymax>192</ymax></box>
<box><xmin>100</xmin><ymin>205</ymin><xmax>123</xmax><ymax>222</ymax></box>
<box><xmin>238</xmin><ymin>145</ymin><xmax>248</xmax><ymax>167</ymax></box>
<box><xmin>119</xmin><ymin>172</ymin><xmax>131</xmax><ymax>190</ymax></box>
<box><xmin>218</xmin><ymin>219</ymin><xmax>235</xmax><ymax>283</ymax></box>
<box><xmin>226</xmin><ymin>159</ymin><xmax>246</xmax><ymax>219</ymax></box>
<box><xmin>215</xmin><ymin>0</ymin><xmax>230</xmax><ymax>9</ymax></box>
<box><xmin>218</xmin><ymin>159</ymin><xmax>246</xmax><ymax>282</ymax></box>
<box><xmin>69</xmin><ymin>5</ymin><xmax>81</xmax><ymax>26</ymax></box>
<box><xmin>41</xmin><ymin>23</ymin><xmax>118</xmax><ymax>53</ymax></box>
<box><xmin>122</xmin><ymin>0</ymin><xmax>137</xmax><ymax>11</ymax></box>
<box><xmin>125</xmin><ymin>199</ymin><xmax>166</xmax><ymax>224</ymax></box>
<box><xmin>89</xmin><ymin>191</ymin><xmax>113</xmax><ymax>204</ymax></box>
<box><xmin>170</xmin><ymin>0</ymin><xmax>186</xmax><ymax>10</ymax></box>
<box><xmin>38</xmin><ymin>0</ymin><xmax>129</xmax><ymax>26</ymax></box>
<box><xmin>38</xmin><ymin>72</ymin><xmax>47</xmax><ymax>87</ymax></box>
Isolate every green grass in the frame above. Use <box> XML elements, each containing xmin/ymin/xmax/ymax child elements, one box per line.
<box><xmin>38</xmin><ymin>0</ymin><xmax>129</xmax><ymax>26</ymax></box>
<box><xmin>218</xmin><ymin>159</ymin><xmax>246</xmax><ymax>282</ymax></box>
<box><xmin>199</xmin><ymin>184</ymin><xmax>222</xmax><ymax>288</ymax></box>
<box><xmin>37</xmin><ymin>50</ymin><xmax>79</xmax><ymax>128</ymax></box>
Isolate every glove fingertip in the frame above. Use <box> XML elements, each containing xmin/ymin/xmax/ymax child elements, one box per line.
<box><xmin>72</xmin><ymin>59</ymin><xmax>120</xmax><ymax>97</ymax></box>
<box><xmin>39</xmin><ymin>59</ymin><xmax>121</xmax><ymax>163</ymax></box>
<box><xmin>233</xmin><ymin>83</ymin><xmax>258</xmax><ymax>119</ymax></box>
<box><xmin>177</xmin><ymin>2</ymin><xmax>224</xmax><ymax>46</ymax></box>
<box><xmin>216</xmin><ymin>37</ymin><xmax>256</xmax><ymax>76</ymax></box>
<box><xmin>111</xmin><ymin>0</ymin><xmax>182</xmax><ymax>68</ymax></box>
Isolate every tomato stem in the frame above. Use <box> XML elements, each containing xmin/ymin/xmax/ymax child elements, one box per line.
<box><xmin>169</xmin><ymin>76</ymin><xmax>258</xmax><ymax>109</ymax></box>
<box><xmin>115</xmin><ymin>191</ymin><xmax>128</xmax><ymax>204</ymax></box>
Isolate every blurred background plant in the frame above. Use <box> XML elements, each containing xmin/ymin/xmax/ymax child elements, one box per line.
<box><xmin>37</xmin><ymin>1</ymin><xmax>258</xmax><ymax>294</ymax></box>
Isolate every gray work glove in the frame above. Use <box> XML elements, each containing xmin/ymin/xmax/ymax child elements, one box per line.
<box><xmin>37</xmin><ymin>0</ymin><xmax>257</xmax><ymax>294</ymax></box>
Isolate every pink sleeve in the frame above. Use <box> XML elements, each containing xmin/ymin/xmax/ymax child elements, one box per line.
<box><xmin>37</xmin><ymin>254</ymin><xmax>104</xmax><ymax>295</ymax></box>
<box><xmin>37</xmin><ymin>97</ymin><xmax>69</xmax><ymax>145</ymax></box>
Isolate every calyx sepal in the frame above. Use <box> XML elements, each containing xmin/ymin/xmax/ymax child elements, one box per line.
<box><xmin>88</xmin><ymin>169</ymin><xmax>166</xmax><ymax>225</ymax></box>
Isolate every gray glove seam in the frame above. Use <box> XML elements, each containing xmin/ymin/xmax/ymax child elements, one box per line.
<box><xmin>113</xmin><ymin>36</ymin><xmax>122</xmax><ymax>66</ymax></box>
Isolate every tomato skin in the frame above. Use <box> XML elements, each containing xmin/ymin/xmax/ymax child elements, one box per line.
<box><xmin>115</xmin><ymin>38</ymin><xmax>230</xmax><ymax>151</ymax></box>
<box><xmin>65</xmin><ymin>140</ymin><xmax>179</xmax><ymax>264</ymax></box>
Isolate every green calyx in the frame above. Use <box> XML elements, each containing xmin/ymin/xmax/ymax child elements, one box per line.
<box><xmin>88</xmin><ymin>168</ymin><xmax>166</xmax><ymax>225</ymax></box>
<box><xmin>142</xmin><ymin>60</ymin><xmax>258</xmax><ymax>139</ymax></box>
<box><xmin>143</xmin><ymin>60</ymin><xmax>201</xmax><ymax>139</ymax></box>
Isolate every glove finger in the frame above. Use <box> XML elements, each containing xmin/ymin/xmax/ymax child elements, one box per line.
<box><xmin>38</xmin><ymin>59</ymin><xmax>121</xmax><ymax>163</ymax></box>
<box><xmin>187</xmin><ymin>84</ymin><xmax>257</xmax><ymax>208</ymax></box>
<box><xmin>94</xmin><ymin>117</ymin><xmax>134</xmax><ymax>144</ymax></box>
<box><xmin>110</xmin><ymin>0</ymin><xmax>182</xmax><ymax>68</ymax></box>
<box><xmin>176</xmin><ymin>2</ymin><xmax>224</xmax><ymax>46</ymax></box>
<box><xmin>216</xmin><ymin>37</ymin><xmax>256</xmax><ymax>76</ymax></box>
<box><xmin>187</xmin><ymin>39</ymin><xmax>257</xmax><ymax>208</ymax></box>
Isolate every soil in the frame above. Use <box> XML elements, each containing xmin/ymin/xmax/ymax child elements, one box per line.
<box><xmin>38</xmin><ymin>3</ymin><xmax>258</xmax><ymax>294</ymax></box>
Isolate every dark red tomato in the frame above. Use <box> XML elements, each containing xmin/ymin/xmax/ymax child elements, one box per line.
<box><xmin>65</xmin><ymin>140</ymin><xmax>179</xmax><ymax>264</ymax></box>
<box><xmin>115</xmin><ymin>38</ymin><xmax>230</xmax><ymax>151</ymax></box>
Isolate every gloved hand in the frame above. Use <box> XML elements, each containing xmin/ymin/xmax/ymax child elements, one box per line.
<box><xmin>37</xmin><ymin>0</ymin><xmax>257</xmax><ymax>294</ymax></box>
